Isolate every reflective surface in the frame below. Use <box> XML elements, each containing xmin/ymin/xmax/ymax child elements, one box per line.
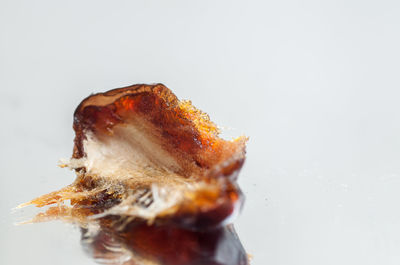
<box><xmin>2</xmin><ymin>0</ymin><xmax>400</xmax><ymax>265</ymax></box>
<box><xmin>82</xmin><ymin>221</ymin><xmax>247</xmax><ymax>265</ymax></box>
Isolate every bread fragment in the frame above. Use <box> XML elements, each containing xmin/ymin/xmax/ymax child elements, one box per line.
<box><xmin>21</xmin><ymin>84</ymin><xmax>247</xmax><ymax>228</ymax></box>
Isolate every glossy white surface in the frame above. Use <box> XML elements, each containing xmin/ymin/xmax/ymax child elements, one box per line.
<box><xmin>1</xmin><ymin>1</ymin><xmax>400</xmax><ymax>264</ymax></box>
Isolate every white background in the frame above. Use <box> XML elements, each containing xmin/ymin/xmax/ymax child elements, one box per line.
<box><xmin>1</xmin><ymin>1</ymin><xmax>400</xmax><ymax>265</ymax></box>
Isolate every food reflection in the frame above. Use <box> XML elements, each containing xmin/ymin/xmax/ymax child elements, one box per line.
<box><xmin>82</xmin><ymin>218</ymin><xmax>248</xmax><ymax>265</ymax></box>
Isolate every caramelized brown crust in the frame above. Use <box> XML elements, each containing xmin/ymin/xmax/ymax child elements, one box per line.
<box><xmin>73</xmin><ymin>84</ymin><xmax>245</xmax><ymax>178</ymax></box>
